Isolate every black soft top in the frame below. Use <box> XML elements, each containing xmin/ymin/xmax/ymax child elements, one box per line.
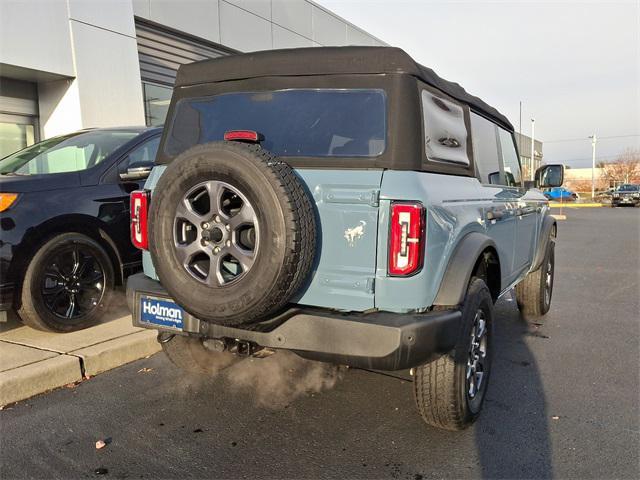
<box><xmin>175</xmin><ymin>46</ymin><xmax>513</xmax><ymax>132</ymax></box>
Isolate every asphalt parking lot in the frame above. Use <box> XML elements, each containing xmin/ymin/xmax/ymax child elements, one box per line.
<box><xmin>1</xmin><ymin>207</ymin><xmax>638</xmax><ymax>480</ymax></box>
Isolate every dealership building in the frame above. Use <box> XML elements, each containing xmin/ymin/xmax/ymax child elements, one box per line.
<box><xmin>0</xmin><ymin>0</ymin><xmax>385</xmax><ymax>157</ymax></box>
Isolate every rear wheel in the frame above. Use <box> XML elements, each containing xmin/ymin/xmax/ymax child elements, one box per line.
<box><xmin>413</xmin><ymin>278</ymin><xmax>494</xmax><ymax>430</ymax></box>
<box><xmin>516</xmin><ymin>238</ymin><xmax>555</xmax><ymax>318</ymax></box>
<box><xmin>18</xmin><ymin>233</ymin><xmax>114</xmax><ymax>332</ymax></box>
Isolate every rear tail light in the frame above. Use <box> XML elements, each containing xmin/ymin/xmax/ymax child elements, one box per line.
<box><xmin>130</xmin><ymin>190</ymin><xmax>150</xmax><ymax>250</ymax></box>
<box><xmin>388</xmin><ymin>202</ymin><xmax>425</xmax><ymax>276</ymax></box>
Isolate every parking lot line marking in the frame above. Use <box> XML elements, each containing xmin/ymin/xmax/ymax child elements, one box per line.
<box><xmin>549</xmin><ymin>203</ymin><xmax>603</xmax><ymax>208</ymax></box>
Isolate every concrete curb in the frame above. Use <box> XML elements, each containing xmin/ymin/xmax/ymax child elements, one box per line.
<box><xmin>0</xmin><ymin>355</ymin><xmax>82</xmax><ymax>406</ymax></box>
<box><xmin>549</xmin><ymin>203</ymin><xmax>603</xmax><ymax>208</ymax></box>
<box><xmin>0</xmin><ymin>314</ymin><xmax>162</xmax><ymax>406</ymax></box>
<box><xmin>72</xmin><ymin>329</ymin><xmax>161</xmax><ymax>377</ymax></box>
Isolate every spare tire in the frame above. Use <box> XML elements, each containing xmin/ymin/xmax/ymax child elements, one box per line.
<box><xmin>149</xmin><ymin>142</ymin><xmax>316</xmax><ymax>326</ymax></box>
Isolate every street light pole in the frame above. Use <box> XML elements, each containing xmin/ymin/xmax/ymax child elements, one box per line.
<box><xmin>590</xmin><ymin>134</ymin><xmax>597</xmax><ymax>199</ymax></box>
<box><xmin>530</xmin><ymin>118</ymin><xmax>535</xmax><ymax>180</ymax></box>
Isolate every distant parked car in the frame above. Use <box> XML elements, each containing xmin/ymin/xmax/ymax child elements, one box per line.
<box><xmin>0</xmin><ymin>127</ymin><xmax>161</xmax><ymax>331</ymax></box>
<box><xmin>611</xmin><ymin>184</ymin><xmax>640</xmax><ymax>207</ymax></box>
<box><xmin>544</xmin><ymin>186</ymin><xmax>578</xmax><ymax>201</ymax></box>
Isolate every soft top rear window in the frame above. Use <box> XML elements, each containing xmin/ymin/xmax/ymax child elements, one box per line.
<box><xmin>165</xmin><ymin>89</ymin><xmax>386</xmax><ymax>158</ymax></box>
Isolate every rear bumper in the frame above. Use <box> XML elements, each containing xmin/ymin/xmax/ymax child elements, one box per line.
<box><xmin>126</xmin><ymin>272</ymin><xmax>461</xmax><ymax>371</ymax></box>
<box><xmin>612</xmin><ymin>196</ymin><xmax>639</xmax><ymax>204</ymax></box>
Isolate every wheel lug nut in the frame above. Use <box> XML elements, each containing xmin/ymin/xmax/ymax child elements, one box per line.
<box><xmin>225</xmin><ymin>240</ymin><xmax>231</xmax><ymax>247</ymax></box>
<box><xmin>201</xmin><ymin>239</ymin><xmax>207</xmax><ymax>246</ymax></box>
<box><xmin>225</xmin><ymin>224</ymin><xmax>231</xmax><ymax>231</ymax></box>
<box><xmin>213</xmin><ymin>247</ymin><xmax>221</xmax><ymax>254</ymax></box>
<box><xmin>214</xmin><ymin>215</ymin><xmax>221</xmax><ymax>223</ymax></box>
<box><xmin>202</xmin><ymin>222</ymin><xmax>210</xmax><ymax>230</ymax></box>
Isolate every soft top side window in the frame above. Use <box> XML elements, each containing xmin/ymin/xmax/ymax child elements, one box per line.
<box><xmin>498</xmin><ymin>128</ymin><xmax>522</xmax><ymax>187</ymax></box>
<box><xmin>421</xmin><ymin>90</ymin><xmax>470</xmax><ymax>166</ymax></box>
<box><xmin>470</xmin><ymin>112</ymin><xmax>501</xmax><ymax>184</ymax></box>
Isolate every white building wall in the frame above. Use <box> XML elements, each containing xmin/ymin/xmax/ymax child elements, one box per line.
<box><xmin>0</xmin><ymin>0</ymin><xmax>74</xmax><ymax>77</ymax></box>
<box><xmin>68</xmin><ymin>19</ymin><xmax>145</xmax><ymax>130</ymax></box>
<box><xmin>137</xmin><ymin>0</ymin><xmax>221</xmax><ymax>43</ymax></box>
<box><xmin>1</xmin><ymin>0</ymin><xmax>385</xmax><ymax>141</ymax></box>
<box><xmin>133</xmin><ymin>0</ymin><xmax>386</xmax><ymax>51</ymax></box>
<box><xmin>38</xmin><ymin>79</ymin><xmax>84</xmax><ymax>138</ymax></box>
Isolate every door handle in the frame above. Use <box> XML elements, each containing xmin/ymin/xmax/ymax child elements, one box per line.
<box><xmin>486</xmin><ymin>209</ymin><xmax>505</xmax><ymax>221</ymax></box>
<box><xmin>517</xmin><ymin>206</ymin><xmax>537</xmax><ymax>216</ymax></box>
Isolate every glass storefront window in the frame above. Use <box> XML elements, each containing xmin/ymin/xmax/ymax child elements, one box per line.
<box><xmin>0</xmin><ymin>121</ymin><xmax>35</xmax><ymax>159</ymax></box>
<box><xmin>143</xmin><ymin>83</ymin><xmax>172</xmax><ymax>126</ymax></box>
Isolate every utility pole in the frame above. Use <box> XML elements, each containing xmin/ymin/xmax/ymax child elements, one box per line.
<box><xmin>530</xmin><ymin>118</ymin><xmax>535</xmax><ymax>180</ymax></box>
<box><xmin>589</xmin><ymin>134</ymin><xmax>597</xmax><ymax>199</ymax></box>
<box><xmin>518</xmin><ymin>101</ymin><xmax>522</xmax><ymax>165</ymax></box>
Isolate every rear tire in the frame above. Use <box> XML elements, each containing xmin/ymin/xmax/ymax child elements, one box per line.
<box><xmin>18</xmin><ymin>233</ymin><xmax>114</xmax><ymax>332</ymax></box>
<box><xmin>413</xmin><ymin>278</ymin><xmax>494</xmax><ymax>430</ymax></box>
<box><xmin>516</xmin><ymin>238</ymin><xmax>555</xmax><ymax>318</ymax></box>
<box><xmin>161</xmin><ymin>335</ymin><xmax>239</xmax><ymax>375</ymax></box>
<box><xmin>149</xmin><ymin>142</ymin><xmax>316</xmax><ymax>326</ymax></box>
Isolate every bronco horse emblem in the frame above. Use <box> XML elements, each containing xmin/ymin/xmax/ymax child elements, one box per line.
<box><xmin>344</xmin><ymin>221</ymin><xmax>366</xmax><ymax>247</ymax></box>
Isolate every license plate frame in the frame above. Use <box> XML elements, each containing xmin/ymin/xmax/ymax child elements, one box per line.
<box><xmin>138</xmin><ymin>294</ymin><xmax>185</xmax><ymax>331</ymax></box>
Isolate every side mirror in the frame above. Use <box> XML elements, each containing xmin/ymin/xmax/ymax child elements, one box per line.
<box><xmin>119</xmin><ymin>161</ymin><xmax>154</xmax><ymax>181</ymax></box>
<box><xmin>535</xmin><ymin>164</ymin><xmax>564</xmax><ymax>188</ymax></box>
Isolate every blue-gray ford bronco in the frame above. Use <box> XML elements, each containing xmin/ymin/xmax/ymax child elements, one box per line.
<box><xmin>126</xmin><ymin>47</ymin><xmax>563</xmax><ymax>430</ymax></box>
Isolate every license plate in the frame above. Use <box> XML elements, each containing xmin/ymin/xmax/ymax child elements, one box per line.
<box><xmin>139</xmin><ymin>295</ymin><xmax>184</xmax><ymax>330</ymax></box>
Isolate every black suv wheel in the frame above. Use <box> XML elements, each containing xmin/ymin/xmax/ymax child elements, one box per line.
<box><xmin>17</xmin><ymin>233</ymin><xmax>114</xmax><ymax>332</ymax></box>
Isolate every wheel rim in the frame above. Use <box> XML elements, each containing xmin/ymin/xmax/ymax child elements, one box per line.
<box><xmin>544</xmin><ymin>257</ymin><xmax>553</xmax><ymax>305</ymax></box>
<box><xmin>466</xmin><ymin>309</ymin><xmax>488</xmax><ymax>401</ymax></box>
<box><xmin>173</xmin><ymin>180</ymin><xmax>260</xmax><ymax>287</ymax></box>
<box><xmin>40</xmin><ymin>245</ymin><xmax>105</xmax><ymax>320</ymax></box>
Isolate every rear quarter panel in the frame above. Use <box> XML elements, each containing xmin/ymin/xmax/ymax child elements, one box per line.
<box><xmin>376</xmin><ymin>170</ymin><xmax>488</xmax><ymax>312</ymax></box>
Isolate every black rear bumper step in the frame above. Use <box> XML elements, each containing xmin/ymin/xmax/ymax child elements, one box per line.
<box><xmin>126</xmin><ymin>272</ymin><xmax>461</xmax><ymax>371</ymax></box>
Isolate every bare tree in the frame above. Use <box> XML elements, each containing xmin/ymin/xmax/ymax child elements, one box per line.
<box><xmin>600</xmin><ymin>148</ymin><xmax>640</xmax><ymax>186</ymax></box>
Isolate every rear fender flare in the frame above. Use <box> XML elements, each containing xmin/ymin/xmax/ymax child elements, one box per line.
<box><xmin>531</xmin><ymin>215</ymin><xmax>557</xmax><ymax>272</ymax></box>
<box><xmin>433</xmin><ymin>232</ymin><xmax>498</xmax><ymax>307</ymax></box>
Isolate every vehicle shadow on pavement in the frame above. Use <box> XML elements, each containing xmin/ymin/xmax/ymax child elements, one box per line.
<box><xmin>475</xmin><ymin>295</ymin><xmax>553</xmax><ymax>479</ymax></box>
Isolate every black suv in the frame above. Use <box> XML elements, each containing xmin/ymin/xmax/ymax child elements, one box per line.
<box><xmin>0</xmin><ymin>127</ymin><xmax>161</xmax><ymax>331</ymax></box>
<box><xmin>611</xmin><ymin>184</ymin><xmax>640</xmax><ymax>207</ymax></box>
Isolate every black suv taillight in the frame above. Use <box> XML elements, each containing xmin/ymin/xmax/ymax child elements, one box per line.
<box><xmin>130</xmin><ymin>190</ymin><xmax>150</xmax><ymax>250</ymax></box>
<box><xmin>388</xmin><ymin>202</ymin><xmax>424</xmax><ymax>276</ymax></box>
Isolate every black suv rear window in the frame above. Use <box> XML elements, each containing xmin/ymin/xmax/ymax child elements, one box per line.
<box><xmin>165</xmin><ymin>89</ymin><xmax>386</xmax><ymax>158</ymax></box>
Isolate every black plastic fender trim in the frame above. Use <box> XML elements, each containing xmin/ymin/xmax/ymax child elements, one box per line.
<box><xmin>531</xmin><ymin>215</ymin><xmax>557</xmax><ymax>272</ymax></box>
<box><xmin>433</xmin><ymin>232</ymin><xmax>498</xmax><ymax>307</ymax></box>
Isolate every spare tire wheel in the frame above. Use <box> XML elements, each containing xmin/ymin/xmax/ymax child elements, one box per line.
<box><xmin>149</xmin><ymin>142</ymin><xmax>316</xmax><ymax>326</ymax></box>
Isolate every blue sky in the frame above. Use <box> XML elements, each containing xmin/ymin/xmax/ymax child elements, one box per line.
<box><xmin>317</xmin><ymin>0</ymin><xmax>639</xmax><ymax>167</ymax></box>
